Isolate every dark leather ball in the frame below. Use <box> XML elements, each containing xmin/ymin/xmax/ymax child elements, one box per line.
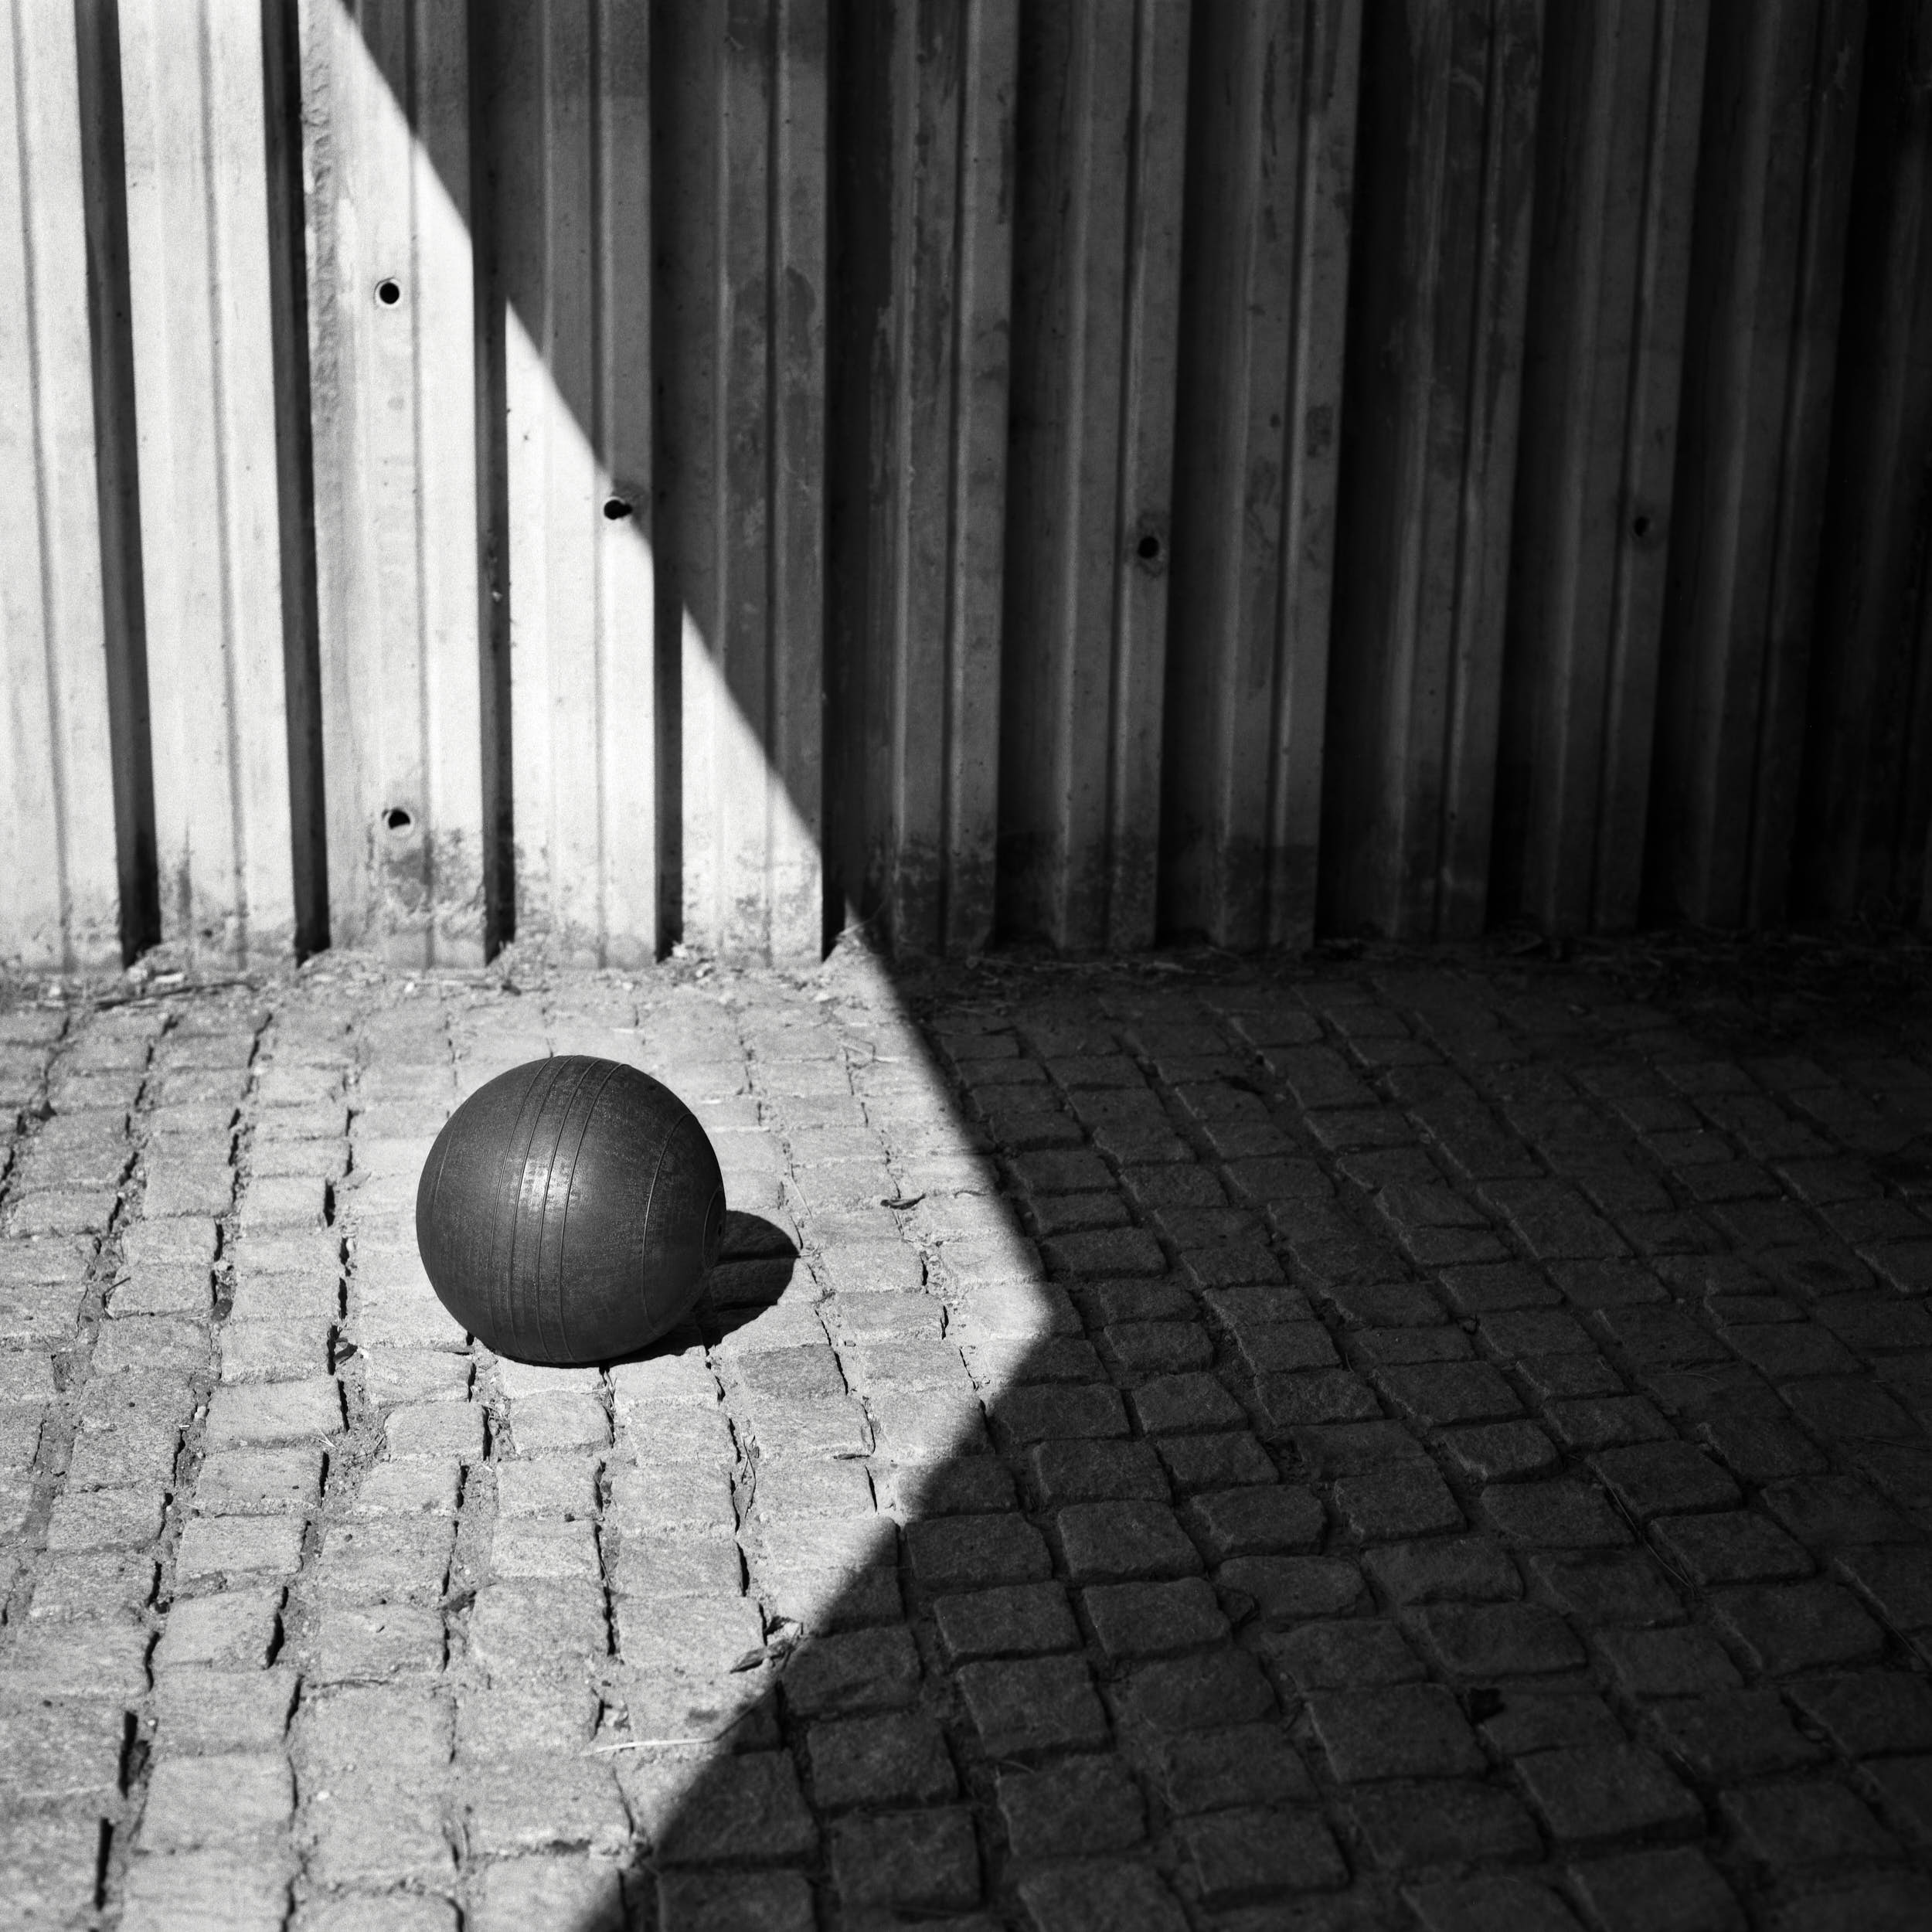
<box><xmin>415</xmin><ymin>1056</ymin><xmax>724</xmax><ymax>1365</ymax></box>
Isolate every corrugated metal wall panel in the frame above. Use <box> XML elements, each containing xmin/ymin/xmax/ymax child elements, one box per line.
<box><xmin>1794</xmin><ymin>0</ymin><xmax>1932</xmax><ymax>927</ymax></box>
<box><xmin>9</xmin><ymin>0</ymin><xmax>1932</xmax><ymax>968</ymax></box>
<box><xmin>1493</xmin><ymin>0</ymin><xmax>1707</xmax><ymax>937</ymax></box>
<box><xmin>656</xmin><ymin>0</ymin><xmax>825</xmax><ymax>966</ymax></box>
<box><xmin>1162</xmin><ymin>0</ymin><xmax>1362</xmax><ymax>953</ymax></box>
<box><xmin>827</xmin><ymin>0</ymin><xmax>1017</xmax><ymax>957</ymax></box>
<box><xmin>120</xmin><ymin>0</ymin><xmax>298</xmax><ymax>965</ymax></box>
<box><xmin>0</xmin><ymin>0</ymin><xmax>123</xmax><ymax>970</ymax></box>
<box><xmin>301</xmin><ymin>0</ymin><xmax>488</xmax><ymax>967</ymax></box>
<box><xmin>996</xmin><ymin>0</ymin><xmax>1191</xmax><ymax>952</ymax></box>
<box><xmin>1649</xmin><ymin>0</ymin><xmax>1866</xmax><ymax>929</ymax></box>
<box><xmin>1321</xmin><ymin>0</ymin><xmax>1544</xmax><ymax>940</ymax></box>
<box><xmin>487</xmin><ymin>1</ymin><xmax>657</xmax><ymax>968</ymax></box>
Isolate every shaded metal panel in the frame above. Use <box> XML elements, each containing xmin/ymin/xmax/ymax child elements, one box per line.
<box><xmin>656</xmin><ymin>0</ymin><xmax>826</xmax><ymax>965</ymax></box>
<box><xmin>870</xmin><ymin>0</ymin><xmax>1017</xmax><ymax>957</ymax></box>
<box><xmin>1321</xmin><ymin>0</ymin><xmax>1543</xmax><ymax>940</ymax></box>
<box><xmin>301</xmin><ymin>0</ymin><xmax>487</xmax><ymax>965</ymax></box>
<box><xmin>121</xmin><ymin>0</ymin><xmax>297</xmax><ymax>964</ymax></box>
<box><xmin>490</xmin><ymin>2</ymin><xmax>655</xmax><ymax>968</ymax></box>
<box><xmin>0</xmin><ymin>0</ymin><xmax>122</xmax><ymax>969</ymax></box>
<box><xmin>1494</xmin><ymin>0</ymin><xmax>1707</xmax><ymax>936</ymax></box>
<box><xmin>997</xmin><ymin>0</ymin><xmax>1190</xmax><ymax>951</ymax></box>
<box><xmin>1794</xmin><ymin>0</ymin><xmax>1932</xmax><ymax>926</ymax></box>
<box><xmin>1650</xmin><ymin>0</ymin><xmax>1865</xmax><ymax>927</ymax></box>
<box><xmin>1162</xmin><ymin>0</ymin><xmax>1361</xmax><ymax>951</ymax></box>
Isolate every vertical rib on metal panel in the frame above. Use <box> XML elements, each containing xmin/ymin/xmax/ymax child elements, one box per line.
<box><xmin>1321</xmin><ymin>0</ymin><xmax>1542</xmax><ymax>940</ymax></box>
<box><xmin>302</xmin><ymin>0</ymin><xmax>486</xmax><ymax>965</ymax></box>
<box><xmin>878</xmin><ymin>0</ymin><xmax>1016</xmax><ymax>957</ymax></box>
<box><xmin>0</xmin><ymin>0</ymin><xmax>121</xmax><ymax>968</ymax></box>
<box><xmin>1794</xmin><ymin>0</ymin><xmax>1932</xmax><ymax>926</ymax></box>
<box><xmin>659</xmin><ymin>0</ymin><xmax>825</xmax><ymax>966</ymax></box>
<box><xmin>998</xmin><ymin>0</ymin><xmax>1190</xmax><ymax>952</ymax></box>
<box><xmin>121</xmin><ymin>0</ymin><xmax>296</xmax><ymax>964</ymax></box>
<box><xmin>493</xmin><ymin>2</ymin><xmax>655</xmax><ymax>968</ymax></box>
<box><xmin>1494</xmin><ymin>0</ymin><xmax>1706</xmax><ymax>935</ymax></box>
<box><xmin>1649</xmin><ymin>0</ymin><xmax>1864</xmax><ymax>928</ymax></box>
<box><xmin>1163</xmin><ymin>0</ymin><xmax>1360</xmax><ymax>952</ymax></box>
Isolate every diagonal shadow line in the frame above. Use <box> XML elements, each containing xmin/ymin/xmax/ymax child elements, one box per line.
<box><xmin>318</xmin><ymin>13</ymin><xmax>1387</xmax><ymax>1930</ymax></box>
<box><xmin>324</xmin><ymin>2</ymin><xmax>843</xmax><ymax>968</ymax></box>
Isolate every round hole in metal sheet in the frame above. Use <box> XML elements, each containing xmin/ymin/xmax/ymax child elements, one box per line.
<box><xmin>604</xmin><ymin>497</ymin><xmax>633</xmax><ymax>521</ymax></box>
<box><xmin>1138</xmin><ymin>533</ymin><xmax>1162</xmax><ymax>563</ymax></box>
<box><xmin>384</xmin><ymin>808</ymin><xmax>413</xmax><ymax>832</ymax></box>
<box><xmin>376</xmin><ymin>278</ymin><xmax>403</xmax><ymax>306</ymax></box>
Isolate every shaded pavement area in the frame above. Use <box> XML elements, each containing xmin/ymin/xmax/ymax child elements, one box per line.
<box><xmin>4</xmin><ymin>937</ymin><xmax>1932</xmax><ymax>1930</ymax></box>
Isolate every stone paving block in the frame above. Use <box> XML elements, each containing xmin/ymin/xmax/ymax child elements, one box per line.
<box><xmin>1081</xmin><ymin>1577</ymin><xmax>1227</xmax><ymax>1660</ymax></box>
<box><xmin>1305</xmin><ymin>1683</ymin><xmax>1485</xmax><ymax>1781</ymax></box>
<box><xmin>1158</xmin><ymin>1430</ymin><xmax>1278</xmax><ymax>1495</ymax></box>
<box><xmin>783</xmin><ymin>1624</ymin><xmax>923</xmax><ymax>1716</ymax></box>
<box><xmin>140</xmin><ymin>1752</ymin><xmax>294</xmax><ymax>1849</ymax></box>
<box><xmin>385</xmin><ymin>1400</ymin><xmax>485</xmax><ymax>1460</ymax></box>
<box><xmin>464</xmin><ymin>1859</ymin><xmax>625</xmax><ymax>1932</ymax></box>
<box><xmin>654</xmin><ymin>1871</ymin><xmax>814</xmax><ymax>1932</ymax></box>
<box><xmin>152</xmin><ymin>1590</ymin><xmax>281</xmax><ymax>1672</ymax></box>
<box><xmin>1711</xmin><ymin>1581</ymin><xmax>1887</xmax><ymax>1676</ymax></box>
<box><xmin>933</xmin><ymin>1582</ymin><xmax>1080</xmax><ymax>1662</ymax></box>
<box><xmin>153</xmin><ymin>1666</ymin><xmax>298</xmax><ymax>1752</ymax></box>
<box><xmin>1406</xmin><ymin>1875</ymin><xmax>1585</xmax><ymax>1932</ymax></box>
<box><xmin>1544</xmin><ymin>1395</ymin><xmax>1676</xmax><ymax>1451</ymax></box>
<box><xmin>907</xmin><ymin>1512</ymin><xmax>1050</xmax><ymax>1590</ymax></box>
<box><xmin>45</xmin><ymin>1482</ymin><xmax>166</xmax><ymax>1550</ymax></box>
<box><xmin>28</xmin><ymin>1547</ymin><xmax>158</xmax><ymax>1622</ymax></box>
<box><xmin>1057</xmin><ymin>1500</ymin><xmax>1202</xmax><ymax>1582</ymax></box>
<box><xmin>355</xmin><ymin>1458</ymin><xmax>462</xmax><ymax>1517</ymax></box>
<box><xmin>957</xmin><ymin>1654</ymin><xmax>1109</xmax><ymax>1757</ymax></box>
<box><xmin>1513</xmin><ymin>1744</ymin><xmax>1702</xmax><ymax>1849</ymax></box>
<box><xmin>302</xmin><ymin>1791</ymin><xmax>454</xmax><ymax>1889</ymax></box>
<box><xmin>1788</xmin><ymin>1669</ymin><xmax>1932</xmax><ymax>1758</ymax></box>
<box><xmin>1407</xmin><ymin>1601</ymin><xmax>1587</xmax><ymax>1679</ymax></box>
<box><xmin>195</xmin><ymin>1444</ymin><xmax>325</xmax><ymax>1516</ymax></box>
<box><xmin>806</xmin><ymin>1712</ymin><xmax>956</xmax><ymax>1810</ymax></box>
<box><xmin>1480</xmin><ymin>1688</ymin><xmax>1627</xmax><ymax>1758</ymax></box>
<box><xmin>1218</xmin><ymin>1553</ymin><xmax>1366</xmax><ymax>1625</ymax></box>
<box><xmin>175</xmin><ymin>1515</ymin><xmax>308</xmax><ymax>1589</ymax></box>
<box><xmin>1481</xmin><ymin>1481</ymin><xmax>1631</xmax><ymax>1549</ymax></box>
<box><xmin>1333</xmin><ymin>1461</ymin><xmax>1464</xmax><ymax>1541</ymax></box>
<box><xmin>1594</xmin><ymin>1625</ymin><xmax>1747</xmax><ymax>1700</ymax></box>
<box><xmin>204</xmin><ymin>1377</ymin><xmax>343</xmax><ymax>1448</ymax></box>
<box><xmin>1590</xmin><ymin>1443</ymin><xmax>1742</xmax><ymax>1522</ymax></box>
<box><xmin>1566</xmin><ymin>1847</ymin><xmax>1745</xmax><ymax>1932</ymax></box>
<box><xmin>1440</xmin><ymin>1420</ymin><xmax>1560</xmax><ymax>1482</ymax></box>
<box><xmin>118</xmin><ymin>1849</ymin><xmax>292</xmax><ymax>1932</ymax></box>
<box><xmin>1366</xmin><ymin>1536</ymin><xmax>1520</xmax><ymax>1605</ymax></box>
<box><xmin>1645</xmin><ymin>1688</ymin><xmax>1826</xmax><ymax>1781</ymax></box>
<box><xmin>0</xmin><ymin>1696</ymin><xmax>128</xmax><ymax>1804</ymax></box>
<box><xmin>1350</xmin><ymin>1780</ymin><xmax>1541</xmax><ymax>1872</ymax></box>
<box><xmin>315</xmin><ymin>1519</ymin><xmax>456</xmax><ymax>1603</ymax></box>
<box><xmin>1251</xmin><ymin>1369</ymin><xmax>1382</xmax><ymax>1431</ymax></box>
<box><xmin>1264</xmin><ymin>1620</ymin><xmax>1423</xmax><ymax>1692</ymax></box>
<box><xmin>1183</xmin><ymin>1484</ymin><xmax>1324</xmax><ymax>1559</ymax></box>
<box><xmin>1015</xmin><ymin>1860</ymin><xmax>1189</xmax><ymax>1932</ymax></box>
<box><xmin>1113</xmin><ymin>1648</ymin><xmax>1275</xmax><ymax>1732</ymax></box>
<box><xmin>998</xmin><ymin>1753</ymin><xmax>1145</xmax><ymax>1855</ymax></box>
<box><xmin>1173</xmin><ymin>1803</ymin><xmax>1349</xmax><ymax>1901</ymax></box>
<box><xmin>828</xmin><ymin>1807</ymin><xmax>980</xmax><ymax>1911</ymax></box>
<box><xmin>1722</xmin><ymin>1778</ymin><xmax>1900</xmax><ymax>1869</ymax></box>
<box><xmin>464</xmin><ymin>1757</ymin><xmax>630</xmax><ymax>1857</ymax></box>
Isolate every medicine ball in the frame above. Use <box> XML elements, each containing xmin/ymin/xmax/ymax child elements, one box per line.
<box><xmin>414</xmin><ymin>1056</ymin><xmax>724</xmax><ymax>1365</ymax></box>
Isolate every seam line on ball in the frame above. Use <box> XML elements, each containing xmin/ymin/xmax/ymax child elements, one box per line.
<box><xmin>553</xmin><ymin>1057</ymin><xmax>621</xmax><ymax>1362</ymax></box>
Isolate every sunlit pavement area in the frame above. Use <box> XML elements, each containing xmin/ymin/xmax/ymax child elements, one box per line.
<box><xmin>5</xmin><ymin>937</ymin><xmax>1932</xmax><ymax>1931</ymax></box>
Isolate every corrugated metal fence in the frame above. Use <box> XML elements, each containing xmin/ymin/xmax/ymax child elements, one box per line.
<box><xmin>3</xmin><ymin>0</ymin><xmax>1928</xmax><ymax>971</ymax></box>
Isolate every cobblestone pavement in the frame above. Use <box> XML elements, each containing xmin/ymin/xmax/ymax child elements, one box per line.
<box><xmin>5</xmin><ymin>944</ymin><xmax>1932</xmax><ymax>1931</ymax></box>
